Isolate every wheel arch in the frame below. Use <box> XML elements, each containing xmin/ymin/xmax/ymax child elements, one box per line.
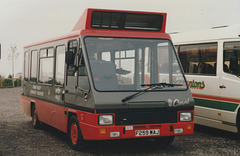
<box><xmin>237</xmin><ymin>107</ymin><xmax>240</xmax><ymax>121</ymax></box>
<box><xmin>67</xmin><ymin>111</ymin><xmax>79</xmax><ymax>133</ymax></box>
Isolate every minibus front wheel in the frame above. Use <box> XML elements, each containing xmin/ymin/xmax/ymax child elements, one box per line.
<box><xmin>68</xmin><ymin>115</ymin><xmax>86</xmax><ymax>150</ymax></box>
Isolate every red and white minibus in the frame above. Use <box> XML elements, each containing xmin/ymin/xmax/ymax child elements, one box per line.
<box><xmin>22</xmin><ymin>8</ymin><xmax>194</xmax><ymax>150</ymax></box>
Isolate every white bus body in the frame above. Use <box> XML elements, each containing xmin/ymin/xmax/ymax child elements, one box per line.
<box><xmin>171</xmin><ymin>24</ymin><xmax>240</xmax><ymax>135</ymax></box>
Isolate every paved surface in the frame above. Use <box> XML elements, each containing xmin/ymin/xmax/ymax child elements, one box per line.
<box><xmin>0</xmin><ymin>87</ymin><xmax>240</xmax><ymax>156</ymax></box>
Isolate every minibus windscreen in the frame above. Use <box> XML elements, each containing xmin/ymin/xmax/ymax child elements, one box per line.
<box><xmin>84</xmin><ymin>37</ymin><xmax>187</xmax><ymax>91</ymax></box>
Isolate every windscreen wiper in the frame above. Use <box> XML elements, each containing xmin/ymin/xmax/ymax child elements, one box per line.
<box><xmin>122</xmin><ymin>83</ymin><xmax>183</xmax><ymax>103</ymax></box>
<box><xmin>141</xmin><ymin>83</ymin><xmax>183</xmax><ymax>87</ymax></box>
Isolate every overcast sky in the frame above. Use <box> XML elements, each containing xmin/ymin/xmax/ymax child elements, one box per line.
<box><xmin>0</xmin><ymin>0</ymin><xmax>239</xmax><ymax>77</ymax></box>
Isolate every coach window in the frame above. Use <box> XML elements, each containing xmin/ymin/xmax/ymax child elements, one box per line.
<box><xmin>55</xmin><ymin>45</ymin><xmax>65</xmax><ymax>85</ymax></box>
<box><xmin>30</xmin><ymin>50</ymin><xmax>38</xmax><ymax>82</ymax></box>
<box><xmin>179</xmin><ymin>43</ymin><xmax>217</xmax><ymax>76</ymax></box>
<box><xmin>24</xmin><ymin>51</ymin><xmax>29</xmax><ymax>81</ymax></box>
<box><xmin>223</xmin><ymin>41</ymin><xmax>240</xmax><ymax>76</ymax></box>
<box><xmin>39</xmin><ymin>48</ymin><xmax>54</xmax><ymax>84</ymax></box>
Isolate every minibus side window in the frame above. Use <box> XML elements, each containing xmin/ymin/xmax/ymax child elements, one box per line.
<box><xmin>24</xmin><ymin>51</ymin><xmax>29</xmax><ymax>81</ymax></box>
<box><xmin>30</xmin><ymin>50</ymin><xmax>38</xmax><ymax>82</ymax></box>
<box><xmin>179</xmin><ymin>43</ymin><xmax>217</xmax><ymax>76</ymax></box>
<box><xmin>39</xmin><ymin>48</ymin><xmax>54</xmax><ymax>84</ymax></box>
<box><xmin>55</xmin><ymin>45</ymin><xmax>66</xmax><ymax>86</ymax></box>
<box><xmin>223</xmin><ymin>41</ymin><xmax>240</xmax><ymax>76</ymax></box>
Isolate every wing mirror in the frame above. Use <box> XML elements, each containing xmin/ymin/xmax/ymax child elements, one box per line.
<box><xmin>65</xmin><ymin>51</ymin><xmax>74</xmax><ymax>65</ymax></box>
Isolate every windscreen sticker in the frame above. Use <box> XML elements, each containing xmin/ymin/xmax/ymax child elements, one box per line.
<box><xmin>187</xmin><ymin>80</ymin><xmax>205</xmax><ymax>90</ymax></box>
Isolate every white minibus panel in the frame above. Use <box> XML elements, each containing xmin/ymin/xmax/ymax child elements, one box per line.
<box><xmin>171</xmin><ymin>25</ymin><xmax>240</xmax><ymax>138</ymax></box>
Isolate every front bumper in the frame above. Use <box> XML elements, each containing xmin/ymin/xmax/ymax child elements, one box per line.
<box><xmin>80</xmin><ymin>121</ymin><xmax>194</xmax><ymax>140</ymax></box>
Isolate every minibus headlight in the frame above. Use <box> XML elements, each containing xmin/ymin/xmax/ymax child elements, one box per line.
<box><xmin>99</xmin><ymin>115</ymin><xmax>113</xmax><ymax>125</ymax></box>
<box><xmin>179</xmin><ymin>112</ymin><xmax>192</xmax><ymax>122</ymax></box>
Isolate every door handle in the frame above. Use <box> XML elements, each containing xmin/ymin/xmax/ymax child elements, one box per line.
<box><xmin>219</xmin><ymin>85</ymin><xmax>226</xmax><ymax>89</ymax></box>
<box><xmin>84</xmin><ymin>92</ymin><xmax>88</xmax><ymax>101</ymax></box>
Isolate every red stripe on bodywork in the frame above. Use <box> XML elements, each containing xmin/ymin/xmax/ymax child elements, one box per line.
<box><xmin>192</xmin><ymin>93</ymin><xmax>240</xmax><ymax>104</ymax></box>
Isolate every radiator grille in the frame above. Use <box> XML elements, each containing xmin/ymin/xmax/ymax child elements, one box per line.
<box><xmin>114</xmin><ymin>109</ymin><xmax>177</xmax><ymax>125</ymax></box>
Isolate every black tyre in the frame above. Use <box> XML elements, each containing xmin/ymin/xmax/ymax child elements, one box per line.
<box><xmin>155</xmin><ymin>136</ymin><xmax>175</xmax><ymax>145</ymax></box>
<box><xmin>68</xmin><ymin>115</ymin><xmax>86</xmax><ymax>150</ymax></box>
<box><xmin>31</xmin><ymin>105</ymin><xmax>40</xmax><ymax>129</ymax></box>
<box><xmin>237</xmin><ymin>112</ymin><xmax>240</xmax><ymax>140</ymax></box>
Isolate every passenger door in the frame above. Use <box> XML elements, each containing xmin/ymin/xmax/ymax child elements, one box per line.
<box><xmin>219</xmin><ymin>40</ymin><xmax>240</xmax><ymax>124</ymax></box>
<box><xmin>178</xmin><ymin>42</ymin><xmax>221</xmax><ymax>121</ymax></box>
<box><xmin>64</xmin><ymin>40</ymin><xmax>78</xmax><ymax>105</ymax></box>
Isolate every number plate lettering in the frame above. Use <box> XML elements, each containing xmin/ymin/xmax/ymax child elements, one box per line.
<box><xmin>135</xmin><ymin>129</ymin><xmax>160</xmax><ymax>136</ymax></box>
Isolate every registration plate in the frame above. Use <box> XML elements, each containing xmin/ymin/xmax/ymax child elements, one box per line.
<box><xmin>135</xmin><ymin>129</ymin><xmax>160</xmax><ymax>136</ymax></box>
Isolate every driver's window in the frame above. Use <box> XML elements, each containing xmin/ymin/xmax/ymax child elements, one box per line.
<box><xmin>78</xmin><ymin>51</ymin><xmax>87</xmax><ymax>77</ymax></box>
<box><xmin>78</xmin><ymin>49</ymin><xmax>89</xmax><ymax>91</ymax></box>
<box><xmin>223</xmin><ymin>41</ymin><xmax>240</xmax><ymax>76</ymax></box>
<box><xmin>66</xmin><ymin>40</ymin><xmax>78</xmax><ymax>87</ymax></box>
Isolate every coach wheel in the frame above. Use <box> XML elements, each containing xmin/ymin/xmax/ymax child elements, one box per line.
<box><xmin>68</xmin><ymin>115</ymin><xmax>86</xmax><ymax>150</ymax></box>
<box><xmin>32</xmin><ymin>105</ymin><xmax>40</xmax><ymax>129</ymax></box>
<box><xmin>155</xmin><ymin>136</ymin><xmax>175</xmax><ymax>145</ymax></box>
<box><xmin>237</xmin><ymin>111</ymin><xmax>240</xmax><ymax>140</ymax></box>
